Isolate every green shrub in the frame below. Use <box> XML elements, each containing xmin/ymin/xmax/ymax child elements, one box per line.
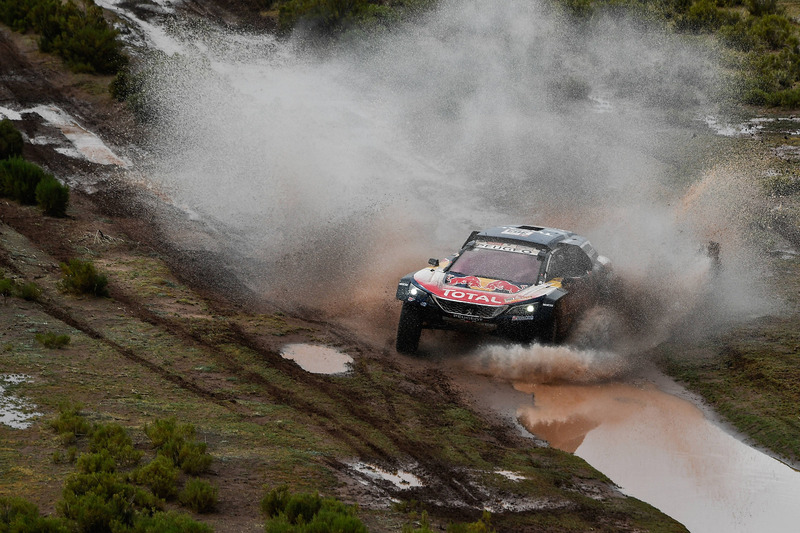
<box><xmin>59</xmin><ymin>258</ymin><xmax>109</xmax><ymax>297</ymax></box>
<box><xmin>145</xmin><ymin>418</ymin><xmax>212</xmax><ymax>474</ymax></box>
<box><xmin>748</xmin><ymin>14</ymin><xmax>799</xmax><ymax>50</ymax></box>
<box><xmin>179</xmin><ymin>478</ymin><xmax>218</xmax><ymax>513</ymax></box>
<box><xmin>746</xmin><ymin>0</ymin><xmax>779</xmax><ymax>16</ymax></box>
<box><xmin>49</xmin><ymin>402</ymin><xmax>92</xmax><ymax>440</ymax></box>
<box><xmin>0</xmin><ymin>156</ymin><xmax>50</xmax><ymax>204</ymax></box>
<box><xmin>19</xmin><ymin>281</ymin><xmax>42</xmax><ymax>301</ymax></box>
<box><xmin>35</xmin><ymin>332</ymin><xmax>71</xmax><ymax>349</ymax></box>
<box><xmin>132</xmin><ymin>455</ymin><xmax>180</xmax><ymax>500</ymax></box>
<box><xmin>678</xmin><ymin>0</ymin><xmax>738</xmax><ymax>32</ymax></box>
<box><xmin>261</xmin><ymin>486</ymin><xmax>367</xmax><ymax>533</ymax></box>
<box><xmin>0</xmin><ymin>278</ymin><xmax>13</xmax><ymax>299</ymax></box>
<box><xmin>129</xmin><ymin>510</ymin><xmax>213</xmax><ymax>533</ymax></box>
<box><xmin>0</xmin><ymin>118</ymin><xmax>23</xmax><ymax>160</ymax></box>
<box><xmin>144</xmin><ymin>418</ymin><xmax>195</xmax><ymax>448</ymax></box>
<box><xmin>175</xmin><ymin>441</ymin><xmax>213</xmax><ymax>475</ymax></box>
<box><xmin>0</xmin><ymin>496</ymin><xmax>70</xmax><ymax>532</ymax></box>
<box><xmin>35</xmin><ymin>176</ymin><xmax>69</xmax><ymax>217</ymax></box>
<box><xmin>58</xmin><ymin>471</ymin><xmax>163</xmax><ymax>532</ymax></box>
<box><xmin>89</xmin><ymin>422</ymin><xmax>143</xmax><ymax>466</ymax></box>
<box><xmin>76</xmin><ymin>450</ymin><xmax>116</xmax><ymax>474</ymax></box>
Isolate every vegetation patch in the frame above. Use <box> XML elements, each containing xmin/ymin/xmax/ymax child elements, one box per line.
<box><xmin>0</xmin><ymin>119</ymin><xmax>23</xmax><ymax>160</ymax></box>
<box><xmin>0</xmin><ymin>0</ymin><xmax>127</xmax><ymax>74</ymax></box>
<box><xmin>35</xmin><ymin>332</ymin><xmax>71</xmax><ymax>349</ymax></box>
<box><xmin>59</xmin><ymin>258</ymin><xmax>109</xmax><ymax>297</ymax></box>
<box><xmin>261</xmin><ymin>485</ymin><xmax>367</xmax><ymax>533</ymax></box>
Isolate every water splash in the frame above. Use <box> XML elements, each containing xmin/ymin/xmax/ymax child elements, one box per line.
<box><xmin>465</xmin><ymin>342</ymin><xmax>629</xmax><ymax>384</ymax></box>
<box><xmin>112</xmin><ymin>0</ymin><xmax>769</xmax><ymax>343</ymax></box>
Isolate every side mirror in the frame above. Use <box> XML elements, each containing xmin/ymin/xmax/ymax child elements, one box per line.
<box><xmin>428</xmin><ymin>258</ymin><xmax>440</xmax><ymax>267</ymax></box>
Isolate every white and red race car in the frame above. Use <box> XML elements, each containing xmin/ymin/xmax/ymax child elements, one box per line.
<box><xmin>394</xmin><ymin>225</ymin><xmax>612</xmax><ymax>353</ymax></box>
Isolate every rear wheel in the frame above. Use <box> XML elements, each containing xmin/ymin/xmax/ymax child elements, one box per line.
<box><xmin>396</xmin><ymin>303</ymin><xmax>423</xmax><ymax>354</ymax></box>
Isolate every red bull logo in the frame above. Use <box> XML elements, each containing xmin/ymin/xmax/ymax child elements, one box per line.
<box><xmin>447</xmin><ymin>275</ymin><xmax>483</xmax><ymax>289</ymax></box>
<box><xmin>486</xmin><ymin>280</ymin><xmax>522</xmax><ymax>293</ymax></box>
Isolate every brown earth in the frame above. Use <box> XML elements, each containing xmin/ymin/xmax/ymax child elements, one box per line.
<box><xmin>1</xmin><ymin>19</ymin><xmax>690</xmax><ymax>533</ymax></box>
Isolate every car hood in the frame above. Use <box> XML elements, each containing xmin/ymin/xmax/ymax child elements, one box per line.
<box><xmin>413</xmin><ymin>268</ymin><xmax>560</xmax><ymax>306</ymax></box>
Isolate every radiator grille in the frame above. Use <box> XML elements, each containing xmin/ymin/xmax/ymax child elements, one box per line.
<box><xmin>433</xmin><ymin>297</ymin><xmax>507</xmax><ymax>319</ymax></box>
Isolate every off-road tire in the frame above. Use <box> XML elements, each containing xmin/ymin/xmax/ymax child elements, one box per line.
<box><xmin>396</xmin><ymin>303</ymin><xmax>423</xmax><ymax>354</ymax></box>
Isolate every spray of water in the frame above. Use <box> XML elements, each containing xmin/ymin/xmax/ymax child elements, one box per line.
<box><xmin>127</xmin><ymin>0</ymin><xmax>770</xmax><ymax>380</ymax></box>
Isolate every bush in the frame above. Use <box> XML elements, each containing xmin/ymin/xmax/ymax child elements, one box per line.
<box><xmin>130</xmin><ymin>510</ymin><xmax>213</xmax><ymax>533</ymax></box>
<box><xmin>35</xmin><ymin>332</ymin><xmax>71</xmax><ymax>349</ymax></box>
<box><xmin>261</xmin><ymin>486</ymin><xmax>367</xmax><ymax>533</ymax></box>
<box><xmin>58</xmin><ymin>471</ymin><xmax>163</xmax><ymax>531</ymax></box>
<box><xmin>145</xmin><ymin>418</ymin><xmax>213</xmax><ymax>474</ymax></box>
<box><xmin>59</xmin><ymin>259</ymin><xmax>109</xmax><ymax>297</ymax></box>
<box><xmin>678</xmin><ymin>0</ymin><xmax>738</xmax><ymax>32</ymax></box>
<box><xmin>132</xmin><ymin>455</ymin><xmax>180</xmax><ymax>500</ymax></box>
<box><xmin>35</xmin><ymin>176</ymin><xmax>69</xmax><ymax>217</ymax></box>
<box><xmin>0</xmin><ymin>278</ymin><xmax>13</xmax><ymax>299</ymax></box>
<box><xmin>0</xmin><ymin>496</ymin><xmax>70</xmax><ymax>532</ymax></box>
<box><xmin>19</xmin><ymin>282</ymin><xmax>42</xmax><ymax>301</ymax></box>
<box><xmin>179</xmin><ymin>478</ymin><xmax>218</xmax><ymax>513</ymax></box>
<box><xmin>0</xmin><ymin>118</ymin><xmax>23</xmax><ymax>160</ymax></box>
<box><xmin>748</xmin><ymin>14</ymin><xmax>798</xmax><ymax>50</ymax></box>
<box><xmin>49</xmin><ymin>402</ymin><xmax>92</xmax><ymax>440</ymax></box>
<box><xmin>746</xmin><ymin>0</ymin><xmax>780</xmax><ymax>16</ymax></box>
<box><xmin>0</xmin><ymin>156</ymin><xmax>51</xmax><ymax>204</ymax></box>
<box><xmin>76</xmin><ymin>450</ymin><xmax>116</xmax><ymax>474</ymax></box>
<box><xmin>89</xmin><ymin>422</ymin><xmax>143</xmax><ymax>466</ymax></box>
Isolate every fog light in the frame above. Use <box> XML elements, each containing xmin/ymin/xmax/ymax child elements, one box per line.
<box><xmin>526</xmin><ymin>304</ymin><xmax>535</xmax><ymax>313</ymax></box>
<box><xmin>410</xmin><ymin>287</ymin><xmax>419</xmax><ymax>296</ymax></box>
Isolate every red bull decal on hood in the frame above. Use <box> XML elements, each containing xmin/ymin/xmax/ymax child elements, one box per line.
<box><xmin>446</xmin><ymin>274</ymin><xmax>524</xmax><ymax>294</ymax></box>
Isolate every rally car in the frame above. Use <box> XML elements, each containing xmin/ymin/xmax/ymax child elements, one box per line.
<box><xmin>395</xmin><ymin>225</ymin><xmax>613</xmax><ymax>353</ymax></box>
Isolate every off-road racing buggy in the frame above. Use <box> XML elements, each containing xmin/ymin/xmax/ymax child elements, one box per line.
<box><xmin>395</xmin><ymin>225</ymin><xmax>613</xmax><ymax>354</ymax></box>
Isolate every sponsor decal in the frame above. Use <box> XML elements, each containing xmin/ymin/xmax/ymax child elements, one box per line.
<box><xmin>447</xmin><ymin>275</ymin><xmax>523</xmax><ymax>294</ymax></box>
<box><xmin>501</xmin><ymin>228</ymin><xmax>536</xmax><ymax>236</ymax></box>
<box><xmin>441</xmin><ymin>289</ymin><xmax>503</xmax><ymax>305</ymax></box>
<box><xmin>486</xmin><ymin>279</ymin><xmax>522</xmax><ymax>294</ymax></box>
<box><xmin>511</xmin><ymin>315</ymin><xmax>538</xmax><ymax>321</ymax></box>
<box><xmin>446</xmin><ymin>275</ymin><xmax>483</xmax><ymax>289</ymax></box>
<box><xmin>475</xmin><ymin>241</ymin><xmax>540</xmax><ymax>255</ymax></box>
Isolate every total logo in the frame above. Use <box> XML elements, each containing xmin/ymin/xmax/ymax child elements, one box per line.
<box><xmin>441</xmin><ymin>289</ymin><xmax>504</xmax><ymax>305</ymax></box>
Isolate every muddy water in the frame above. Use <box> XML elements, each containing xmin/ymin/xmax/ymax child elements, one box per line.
<box><xmin>513</xmin><ymin>377</ymin><xmax>800</xmax><ymax>533</ymax></box>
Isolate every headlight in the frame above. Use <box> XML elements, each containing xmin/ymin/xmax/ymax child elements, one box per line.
<box><xmin>507</xmin><ymin>302</ymin><xmax>540</xmax><ymax>315</ymax></box>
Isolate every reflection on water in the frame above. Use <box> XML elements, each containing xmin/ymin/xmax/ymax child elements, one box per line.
<box><xmin>516</xmin><ymin>380</ymin><xmax>800</xmax><ymax>533</ymax></box>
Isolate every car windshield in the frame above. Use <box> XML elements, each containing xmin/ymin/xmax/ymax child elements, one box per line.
<box><xmin>447</xmin><ymin>243</ymin><xmax>543</xmax><ymax>285</ymax></box>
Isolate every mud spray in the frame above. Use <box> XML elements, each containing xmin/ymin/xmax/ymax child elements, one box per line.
<box><xmin>127</xmin><ymin>0</ymin><xmax>772</xmax><ymax>376</ymax></box>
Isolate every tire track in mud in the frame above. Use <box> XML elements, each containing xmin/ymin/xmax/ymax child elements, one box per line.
<box><xmin>108</xmin><ymin>290</ymin><xmax>525</xmax><ymax>508</ymax></box>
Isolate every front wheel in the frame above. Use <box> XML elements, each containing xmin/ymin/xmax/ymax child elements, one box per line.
<box><xmin>396</xmin><ymin>303</ymin><xmax>423</xmax><ymax>354</ymax></box>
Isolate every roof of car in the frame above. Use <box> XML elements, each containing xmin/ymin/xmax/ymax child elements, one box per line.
<box><xmin>472</xmin><ymin>225</ymin><xmax>600</xmax><ymax>261</ymax></box>
<box><xmin>476</xmin><ymin>225</ymin><xmax>576</xmax><ymax>247</ymax></box>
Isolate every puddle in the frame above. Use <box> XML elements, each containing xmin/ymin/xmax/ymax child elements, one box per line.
<box><xmin>280</xmin><ymin>344</ymin><xmax>353</xmax><ymax>375</ymax></box>
<box><xmin>348</xmin><ymin>461</ymin><xmax>424</xmax><ymax>489</ymax></box>
<box><xmin>0</xmin><ymin>105</ymin><xmax>129</xmax><ymax>167</ymax></box>
<box><xmin>514</xmin><ymin>379</ymin><xmax>800</xmax><ymax>533</ymax></box>
<box><xmin>704</xmin><ymin>114</ymin><xmax>800</xmax><ymax>137</ymax></box>
<box><xmin>0</xmin><ymin>374</ymin><xmax>42</xmax><ymax>429</ymax></box>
